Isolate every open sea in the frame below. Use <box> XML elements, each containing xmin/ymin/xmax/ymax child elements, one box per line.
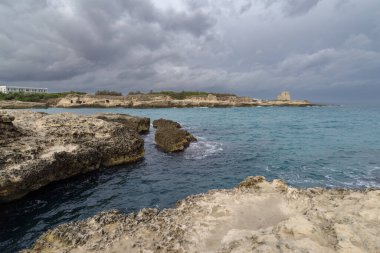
<box><xmin>1</xmin><ymin>105</ymin><xmax>380</xmax><ymax>252</ymax></box>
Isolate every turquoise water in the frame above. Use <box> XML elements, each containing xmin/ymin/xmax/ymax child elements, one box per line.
<box><xmin>1</xmin><ymin>105</ymin><xmax>380</xmax><ymax>252</ymax></box>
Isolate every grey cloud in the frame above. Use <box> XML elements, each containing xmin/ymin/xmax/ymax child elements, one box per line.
<box><xmin>282</xmin><ymin>0</ymin><xmax>322</xmax><ymax>16</ymax></box>
<box><xmin>239</xmin><ymin>0</ymin><xmax>253</xmax><ymax>14</ymax></box>
<box><xmin>1</xmin><ymin>0</ymin><xmax>380</xmax><ymax>103</ymax></box>
<box><xmin>262</xmin><ymin>0</ymin><xmax>321</xmax><ymax>16</ymax></box>
<box><xmin>0</xmin><ymin>0</ymin><xmax>215</xmax><ymax>82</ymax></box>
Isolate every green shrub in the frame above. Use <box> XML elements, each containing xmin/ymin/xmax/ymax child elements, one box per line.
<box><xmin>95</xmin><ymin>90</ymin><xmax>122</xmax><ymax>96</ymax></box>
<box><xmin>127</xmin><ymin>90</ymin><xmax>236</xmax><ymax>100</ymax></box>
<box><xmin>0</xmin><ymin>91</ymin><xmax>86</xmax><ymax>102</ymax></box>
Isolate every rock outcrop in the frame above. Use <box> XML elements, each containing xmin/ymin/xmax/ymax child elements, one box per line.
<box><xmin>153</xmin><ymin>118</ymin><xmax>197</xmax><ymax>152</ymax></box>
<box><xmin>0</xmin><ymin>111</ymin><xmax>149</xmax><ymax>202</ymax></box>
<box><xmin>152</xmin><ymin>118</ymin><xmax>181</xmax><ymax>129</ymax></box>
<box><xmin>53</xmin><ymin>93</ymin><xmax>315</xmax><ymax>108</ymax></box>
<box><xmin>0</xmin><ymin>100</ymin><xmax>47</xmax><ymax>109</ymax></box>
<box><xmin>94</xmin><ymin>113</ymin><xmax>150</xmax><ymax>134</ymax></box>
<box><xmin>0</xmin><ymin>112</ymin><xmax>22</xmax><ymax>143</ymax></box>
<box><xmin>24</xmin><ymin>176</ymin><xmax>380</xmax><ymax>253</ymax></box>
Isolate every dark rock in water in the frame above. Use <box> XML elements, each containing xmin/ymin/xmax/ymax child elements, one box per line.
<box><xmin>152</xmin><ymin>118</ymin><xmax>181</xmax><ymax>129</ymax></box>
<box><xmin>0</xmin><ymin>111</ymin><xmax>147</xmax><ymax>203</ymax></box>
<box><xmin>155</xmin><ymin>127</ymin><xmax>197</xmax><ymax>153</ymax></box>
<box><xmin>94</xmin><ymin>113</ymin><xmax>150</xmax><ymax>134</ymax></box>
<box><xmin>153</xmin><ymin>118</ymin><xmax>196</xmax><ymax>153</ymax></box>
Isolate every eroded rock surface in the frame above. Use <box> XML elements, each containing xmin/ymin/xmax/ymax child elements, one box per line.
<box><xmin>54</xmin><ymin>93</ymin><xmax>314</xmax><ymax>108</ymax></box>
<box><xmin>24</xmin><ymin>176</ymin><xmax>380</xmax><ymax>253</ymax></box>
<box><xmin>152</xmin><ymin>118</ymin><xmax>181</xmax><ymax>129</ymax></box>
<box><xmin>0</xmin><ymin>112</ymin><xmax>22</xmax><ymax>143</ymax></box>
<box><xmin>0</xmin><ymin>100</ymin><xmax>47</xmax><ymax>109</ymax></box>
<box><xmin>0</xmin><ymin>111</ymin><xmax>148</xmax><ymax>202</ymax></box>
<box><xmin>94</xmin><ymin>113</ymin><xmax>150</xmax><ymax>134</ymax></box>
<box><xmin>153</xmin><ymin>118</ymin><xmax>196</xmax><ymax>152</ymax></box>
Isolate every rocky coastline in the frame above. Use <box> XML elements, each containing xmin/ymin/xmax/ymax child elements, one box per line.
<box><xmin>0</xmin><ymin>110</ymin><xmax>149</xmax><ymax>202</ymax></box>
<box><xmin>0</xmin><ymin>91</ymin><xmax>316</xmax><ymax>109</ymax></box>
<box><xmin>55</xmin><ymin>92</ymin><xmax>314</xmax><ymax>108</ymax></box>
<box><xmin>24</xmin><ymin>176</ymin><xmax>380</xmax><ymax>253</ymax></box>
<box><xmin>0</xmin><ymin>100</ymin><xmax>47</xmax><ymax>109</ymax></box>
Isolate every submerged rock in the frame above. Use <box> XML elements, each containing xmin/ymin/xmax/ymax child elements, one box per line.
<box><xmin>24</xmin><ymin>176</ymin><xmax>380</xmax><ymax>253</ymax></box>
<box><xmin>153</xmin><ymin>118</ymin><xmax>196</xmax><ymax>152</ymax></box>
<box><xmin>0</xmin><ymin>111</ymin><xmax>147</xmax><ymax>202</ymax></box>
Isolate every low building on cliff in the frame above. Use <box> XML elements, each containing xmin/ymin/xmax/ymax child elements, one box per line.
<box><xmin>0</xmin><ymin>85</ymin><xmax>48</xmax><ymax>94</ymax></box>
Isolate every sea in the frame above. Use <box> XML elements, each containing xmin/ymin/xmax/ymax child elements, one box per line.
<box><xmin>1</xmin><ymin>105</ymin><xmax>380</xmax><ymax>252</ymax></box>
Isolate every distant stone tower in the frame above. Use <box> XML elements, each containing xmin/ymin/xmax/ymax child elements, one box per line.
<box><xmin>276</xmin><ymin>91</ymin><xmax>291</xmax><ymax>101</ymax></box>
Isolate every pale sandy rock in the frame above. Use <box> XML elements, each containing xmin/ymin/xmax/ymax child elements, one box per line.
<box><xmin>0</xmin><ymin>111</ymin><xmax>147</xmax><ymax>202</ymax></box>
<box><xmin>0</xmin><ymin>100</ymin><xmax>47</xmax><ymax>109</ymax></box>
<box><xmin>54</xmin><ymin>94</ymin><xmax>314</xmax><ymax>108</ymax></box>
<box><xmin>24</xmin><ymin>176</ymin><xmax>380</xmax><ymax>253</ymax></box>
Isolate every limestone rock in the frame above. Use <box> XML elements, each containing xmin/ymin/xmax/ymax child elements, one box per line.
<box><xmin>24</xmin><ymin>176</ymin><xmax>380</xmax><ymax>253</ymax></box>
<box><xmin>50</xmin><ymin>93</ymin><xmax>317</xmax><ymax>108</ymax></box>
<box><xmin>0</xmin><ymin>100</ymin><xmax>47</xmax><ymax>109</ymax></box>
<box><xmin>0</xmin><ymin>111</ymin><xmax>147</xmax><ymax>202</ymax></box>
<box><xmin>153</xmin><ymin>119</ymin><xmax>196</xmax><ymax>152</ymax></box>
<box><xmin>276</xmin><ymin>91</ymin><xmax>291</xmax><ymax>101</ymax></box>
<box><xmin>152</xmin><ymin>118</ymin><xmax>181</xmax><ymax>129</ymax></box>
<box><xmin>94</xmin><ymin>113</ymin><xmax>150</xmax><ymax>134</ymax></box>
<box><xmin>0</xmin><ymin>111</ymin><xmax>22</xmax><ymax>143</ymax></box>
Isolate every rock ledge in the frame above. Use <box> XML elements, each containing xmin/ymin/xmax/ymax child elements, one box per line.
<box><xmin>0</xmin><ymin>111</ymin><xmax>149</xmax><ymax>202</ymax></box>
<box><xmin>24</xmin><ymin>176</ymin><xmax>380</xmax><ymax>253</ymax></box>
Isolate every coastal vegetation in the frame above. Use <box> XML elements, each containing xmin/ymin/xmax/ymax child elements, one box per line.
<box><xmin>95</xmin><ymin>90</ymin><xmax>123</xmax><ymax>96</ymax></box>
<box><xmin>0</xmin><ymin>91</ymin><xmax>86</xmax><ymax>102</ymax></box>
<box><xmin>128</xmin><ymin>90</ymin><xmax>236</xmax><ymax>100</ymax></box>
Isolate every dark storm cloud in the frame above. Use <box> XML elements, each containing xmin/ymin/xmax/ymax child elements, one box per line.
<box><xmin>0</xmin><ymin>0</ymin><xmax>214</xmax><ymax>82</ymax></box>
<box><xmin>1</xmin><ymin>0</ymin><xmax>380</xmax><ymax>103</ymax></box>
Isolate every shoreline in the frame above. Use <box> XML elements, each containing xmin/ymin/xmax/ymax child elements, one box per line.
<box><xmin>0</xmin><ymin>101</ymin><xmax>324</xmax><ymax>109</ymax></box>
<box><xmin>24</xmin><ymin>176</ymin><xmax>380</xmax><ymax>253</ymax></box>
<box><xmin>0</xmin><ymin>92</ymin><xmax>323</xmax><ymax>109</ymax></box>
<box><xmin>0</xmin><ymin>110</ymin><xmax>149</xmax><ymax>203</ymax></box>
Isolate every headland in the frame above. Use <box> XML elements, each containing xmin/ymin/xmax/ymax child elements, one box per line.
<box><xmin>0</xmin><ymin>90</ymin><xmax>317</xmax><ymax>109</ymax></box>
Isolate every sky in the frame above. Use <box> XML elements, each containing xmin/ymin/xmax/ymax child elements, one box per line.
<box><xmin>0</xmin><ymin>0</ymin><xmax>380</xmax><ymax>103</ymax></box>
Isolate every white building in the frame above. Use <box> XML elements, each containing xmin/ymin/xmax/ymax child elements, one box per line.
<box><xmin>0</xmin><ymin>86</ymin><xmax>48</xmax><ymax>94</ymax></box>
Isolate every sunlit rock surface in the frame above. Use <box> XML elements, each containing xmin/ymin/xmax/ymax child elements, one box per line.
<box><xmin>24</xmin><ymin>176</ymin><xmax>380</xmax><ymax>253</ymax></box>
<box><xmin>0</xmin><ymin>110</ymin><xmax>147</xmax><ymax>202</ymax></box>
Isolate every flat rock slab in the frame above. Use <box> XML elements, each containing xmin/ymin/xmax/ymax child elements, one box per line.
<box><xmin>94</xmin><ymin>113</ymin><xmax>150</xmax><ymax>134</ymax></box>
<box><xmin>0</xmin><ymin>110</ymin><xmax>149</xmax><ymax>202</ymax></box>
<box><xmin>24</xmin><ymin>176</ymin><xmax>380</xmax><ymax>253</ymax></box>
